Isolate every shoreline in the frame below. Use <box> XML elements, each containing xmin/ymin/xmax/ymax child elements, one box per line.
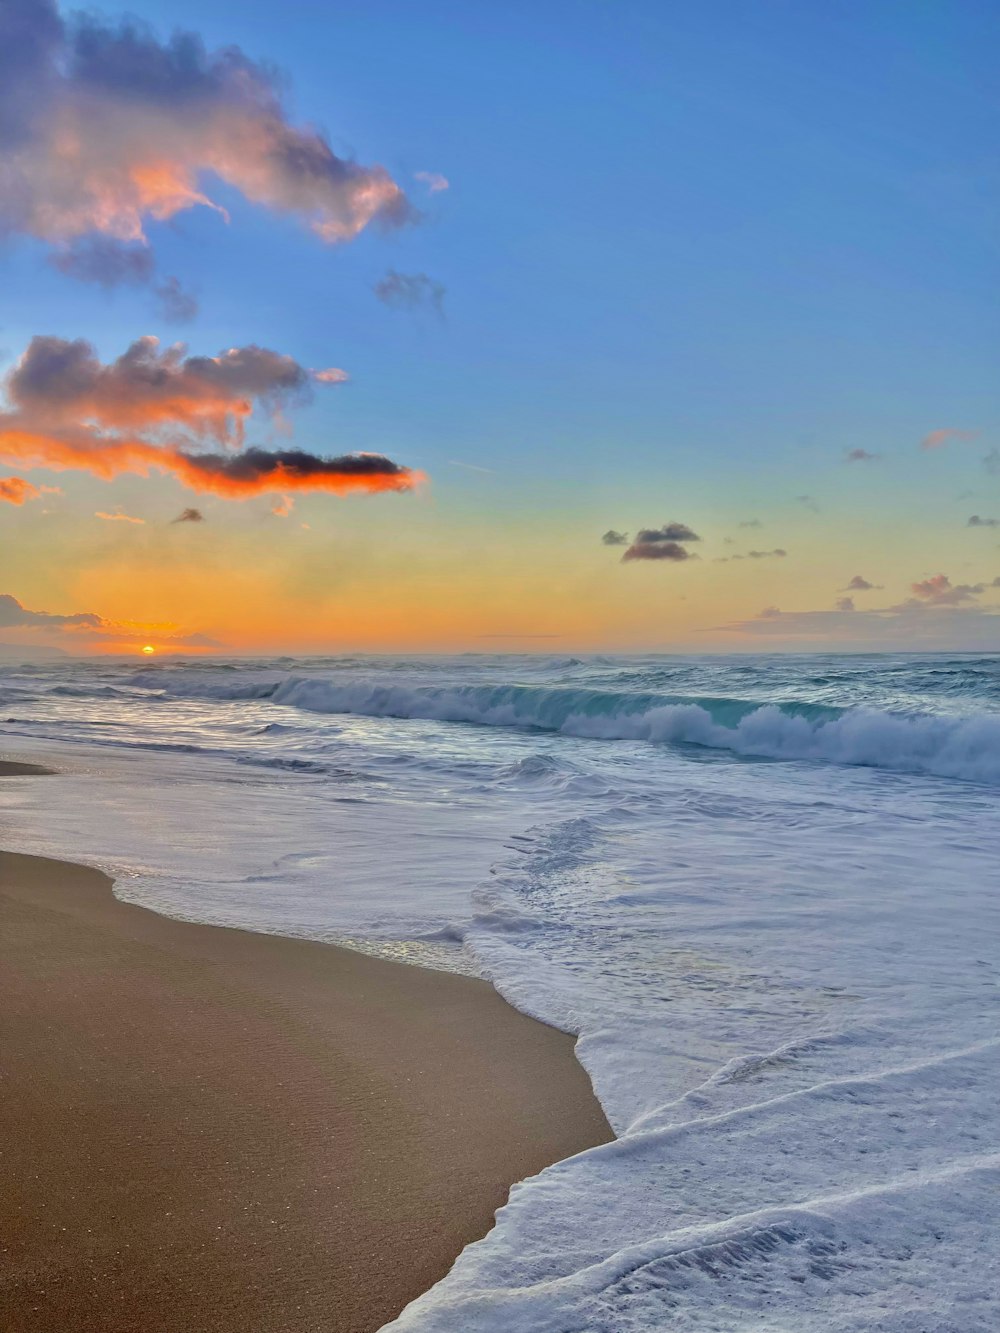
<box><xmin>0</xmin><ymin>761</ymin><xmax>612</xmax><ymax>1332</ymax></box>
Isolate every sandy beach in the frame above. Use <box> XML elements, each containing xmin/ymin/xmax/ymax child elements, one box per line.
<box><xmin>0</xmin><ymin>762</ymin><xmax>611</xmax><ymax>1333</ymax></box>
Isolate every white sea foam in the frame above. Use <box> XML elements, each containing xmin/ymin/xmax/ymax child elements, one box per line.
<box><xmin>1</xmin><ymin>652</ymin><xmax>999</xmax><ymax>1330</ymax></box>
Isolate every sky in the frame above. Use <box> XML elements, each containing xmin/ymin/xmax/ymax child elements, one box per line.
<box><xmin>1</xmin><ymin>0</ymin><xmax>999</xmax><ymax>655</ymax></box>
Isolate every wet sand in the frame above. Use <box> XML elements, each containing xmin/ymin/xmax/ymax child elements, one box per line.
<box><xmin>0</xmin><ymin>761</ymin><xmax>612</xmax><ymax>1332</ymax></box>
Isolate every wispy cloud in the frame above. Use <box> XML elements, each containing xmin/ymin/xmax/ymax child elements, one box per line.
<box><xmin>738</xmin><ymin>519</ymin><xmax>762</xmax><ymax>528</ymax></box>
<box><xmin>171</xmin><ymin>507</ymin><xmax>204</xmax><ymax>523</ymax></box>
<box><xmin>845</xmin><ymin>448</ymin><xmax>879</xmax><ymax>463</ymax></box>
<box><xmin>448</xmin><ymin>460</ymin><xmax>496</xmax><ymax>475</ymax></box>
<box><xmin>95</xmin><ymin>508</ymin><xmax>144</xmax><ymax>524</ymax></box>
<box><xmin>795</xmin><ymin>495</ymin><xmax>820</xmax><ymax>513</ymax></box>
<box><xmin>968</xmin><ymin>515</ymin><xmax>1000</xmax><ymax>528</ymax></box>
<box><xmin>921</xmin><ymin>428</ymin><xmax>979</xmax><ymax>451</ymax></box>
<box><xmin>414</xmin><ymin>171</ymin><xmax>449</xmax><ymax>193</ymax></box>
<box><xmin>154</xmin><ymin>276</ymin><xmax>199</xmax><ymax>324</ymax></box>
<box><xmin>373</xmin><ymin>269</ymin><xmax>445</xmax><ymax>315</ymax></box>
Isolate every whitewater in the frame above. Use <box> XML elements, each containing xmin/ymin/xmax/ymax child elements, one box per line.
<box><xmin>1</xmin><ymin>651</ymin><xmax>998</xmax><ymax>1330</ymax></box>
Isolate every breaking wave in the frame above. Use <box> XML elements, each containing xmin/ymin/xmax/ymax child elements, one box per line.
<box><xmin>150</xmin><ymin>676</ymin><xmax>1000</xmax><ymax>784</ymax></box>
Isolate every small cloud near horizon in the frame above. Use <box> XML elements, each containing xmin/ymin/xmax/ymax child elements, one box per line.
<box><xmin>843</xmin><ymin>575</ymin><xmax>881</xmax><ymax>591</ymax></box>
<box><xmin>968</xmin><ymin>515</ymin><xmax>999</xmax><ymax>528</ymax></box>
<box><xmin>171</xmin><ymin>507</ymin><xmax>204</xmax><ymax>523</ymax></box>
<box><xmin>601</xmin><ymin>529</ymin><xmax>629</xmax><ymax>546</ymax></box>
<box><xmin>621</xmin><ymin>522</ymin><xmax>701</xmax><ymax>563</ymax></box>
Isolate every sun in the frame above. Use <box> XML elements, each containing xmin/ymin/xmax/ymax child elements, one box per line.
<box><xmin>141</xmin><ymin>645</ymin><xmax>156</xmax><ymax>655</ymax></box>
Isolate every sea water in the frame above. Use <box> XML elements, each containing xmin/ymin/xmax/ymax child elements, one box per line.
<box><xmin>1</xmin><ymin>652</ymin><xmax>998</xmax><ymax>1330</ymax></box>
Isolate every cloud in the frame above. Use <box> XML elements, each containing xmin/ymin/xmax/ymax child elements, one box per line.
<box><xmin>95</xmin><ymin>508</ymin><xmax>144</xmax><ymax>524</ymax></box>
<box><xmin>738</xmin><ymin>519</ymin><xmax>762</xmax><ymax>528</ymax></box>
<box><xmin>622</xmin><ymin>521</ymin><xmax>700</xmax><ymax>563</ymax></box>
<box><xmin>0</xmin><ymin>2</ymin><xmax>410</xmax><ymax>278</ymax></box>
<box><xmin>0</xmin><ymin>592</ymin><xmax>101</xmax><ymax>628</ymax></box>
<box><xmin>171</xmin><ymin>507</ymin><xmax>204</xmax><ymax>523</ymax></box>
<box><xmin>0</xmin><ymin>475</ymin><xmax>40</xmax><ymax>504</ymax></box>
<box><xmin>715</xmin><ymin>548</ymin><xmax>787</xmax><ymax>563</ymax></box>
<box><xmin>6</xmin><ymin>334</ymin><xmax>319</xmax><ymax>444</ymax></box>
<box><xmin>909</xmin><ymin>574</ymin><xmax>986</xmax><ymax>606</ymax></box>
<box><xmin>921</xmin><ymin>428</ymin><xmax>979</xmax><ymax>451</ymax></box>
<box><xmin>968</xmin><ymin>515</ymin><xmax>1000</xmax><ymax>528</ymax></box>
<box><xmin>373</xmin><ymin>269</ymin><xmax>445</xmax><ymax>315</ymax></box>
<box><xmin>635</xmin><ymin>523</ymin><xmax>701</xmax><ymax>543</ymax></box>
<box><xmin>448</xmin><ymin>459</ymin><xmax>496</xmax><ymax>475</ymax></box>
<box><xmin>271</xmin><ymin>494</ymin><xmax>294</xmax><ymax>517</ymax></box>
<box><xmin>835</xmin><ymin>597</ymin><xmax>855</xmax><ymax>612</ymax></box>
<box><xmin>49</xmin><ymin>236</ymin><xmax>155</xmax><ymax>287</ymax></box>
<box><xmin>154</xmin><ymin>276</ymin><xmax>198</xmax><ymax>324</ymax></box>
<box><xmin>0</xmin><ymin>591</ymin><xmax>221</xmax><ymax>648</ymax></box>
<box><xmin>795</xmin><ymin>495</ymin><xmax>820</xmax><ymax>512</ymax></box>
<box><xmin>622</xmin><ymin>541</ymin><xmax>694</xmax><ymax>562</ymax></box>
<box><xmin>601</xmin><ymin>529</ymin><xmax>628</xmax><ymax>546</ymax></box>
<box><xmin>312</xmin><ymin>367</ymin><xmax>349</xmax><ymax>385</ymax></box>
<box><xmin>414</xmin><ymin>171</ymin><xmax>449</xmax><ymax>193</ymax></box>
<box><xmin>984</xmin><ymin>449</ymin><xmax>1000</xmax><ymax>476</ymax></box>
<box><xmin>0</xmin><ymin>334</ymin><xmax>420</xmax><ymax>502</ymax></box>
<box><xmin>845</xmin><ymin>448</ymin><xmax>879</xmax><ymax>462</ymax></box>
<box><xmin>843</xmin><ymin>575</ymin><xmax>881</xmax><ymax>591</ymax></box>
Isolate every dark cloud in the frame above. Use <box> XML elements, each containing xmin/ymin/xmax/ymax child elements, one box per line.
<box><xmin>835</xmin><ymin>597</ymin><xmax>856</xmax><ymax>612</ymax></box>
<box><xmin>373</xmin><ymin>270</ymin><xmax>445</xmax><ymax>315</ymax></box>
<box><xmin>601</xmin><ymin>529</ymin><xmax>628</xmax><ymax>546</ymax></box>
<box><xmin>171</xmin><ymin>507</ymin><xmax>204</xmax><ymax>523</ymax></box>
<box><xmin>155</xmin><ymin>277</ymin><xmax>199</xmax><ymax>324</ymax></box>
<box><xmin>622</xmin><ymin>541</ymin><xmax>693</xmax><ymax>562</ymax></box>
<box><xmin>968</xmin><ymin>515</ymin><xmax>1000</xmax><ymax>528</ymax></box>
<box><xmin>634</xmin><ymin>522</ymin><xmax>701</xmax><ymax>544</ymax></box>
<box><xmin>845</xmin><ymin>448</ymin><xmax>879</xmax><ymax>462</ymax></box>
<box><xmin>622</xmin><ymin>521</ymin><xmax>700</xmax><ymax>563</ymax></box>
<box><xmin>984</xmin><ymin>450</ymin><xmax>1000</xmax><ymax>476</ymax></box>
<box><xmin>0</xmin><ymin>1</ymin><xmax>410</xmax><ymax>276</ymax></box>
<box><xmin>746</xmin><ymin>548</ymin><xmax>787</xmax><ymax>559</ymax></box>
<box><xmin>843</xmin><ymin>575</ymin><xmax>881</xmax><ymax>591</ymax></box>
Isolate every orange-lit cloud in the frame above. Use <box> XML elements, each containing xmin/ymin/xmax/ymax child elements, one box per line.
<box><xmin>0</xmin><ymin>3</ymin><xmax>410</xmax><ymax>272</ymax></box>
<box><xmin>7</xmin><ymin>335</ymin><xmax>327</xmax><ymax>446</ymax></box>
<box><xmin>0</xmin><ymin>476</ymin><xmax>41</xmax><ymax>505</ymax></box>
<box><xmin>96</xmin><ymin>509</ymin><xmax>144</xmax><ymax>524</ymax></box>
<box><xmin>0</xmin><ymin>332</ymin><xmax>419</xmax><ymax>501</ymax></box>
<box><xmin>271</xmin><ymin>494</ymin><xmax>294</xmax><ymax>517</ymax></box>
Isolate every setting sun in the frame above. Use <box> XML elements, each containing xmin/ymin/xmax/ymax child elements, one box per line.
<box><xmin>141</xmin><ymin>645</ymin><xmax>155</xmax><ymax>655</ymax></box>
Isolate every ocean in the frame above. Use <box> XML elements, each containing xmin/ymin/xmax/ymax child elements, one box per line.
<box><xmin>2</xmin><ymin>651</ymin><xmax>999</xmax><ymax>1331</ymax></box>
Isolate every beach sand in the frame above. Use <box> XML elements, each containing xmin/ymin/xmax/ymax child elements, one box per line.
<box><xmin>0</xmin><ymin>762</ymin><xmax>612</xmax><ymax>1333</ymax></box>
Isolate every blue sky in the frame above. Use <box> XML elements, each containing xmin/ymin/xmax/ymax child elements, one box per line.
<box><xmin>1</xmin><ymin>0</ymin><xmax>999</xmax><ymax>651</ymax></box>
